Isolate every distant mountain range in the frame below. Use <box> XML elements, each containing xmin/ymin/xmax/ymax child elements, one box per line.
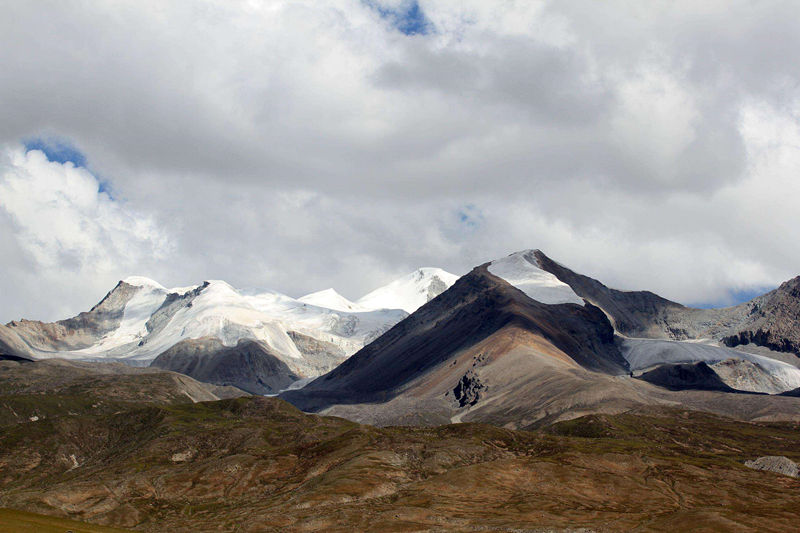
<box><xmin>0</xmin><ymin>268</ymin><xmax>458</xmax><ymax>393</ymax></box>
<box><xmin>3</xmin><ymin>247</ymin><xmax>800</xmax><ymax>530</ymax></box>
<box><xmin>3</xmin><ymin>248</ymin><xmax>800</xmax><ymax>428</ymax></box>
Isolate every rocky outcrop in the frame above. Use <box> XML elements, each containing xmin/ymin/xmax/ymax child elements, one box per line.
<box><xmin>723</xmin><ymin>329</ymin><xmax>800</xmax><ymax>356</ymax></box>
<box><xmin>143</xmin><ymin>282</ymin><xmax>208</xmax><ymax>341</ymax></box>
<box><xmin>744</xmin><ymin>456</ymin><xmax>799</xmax><ymax>477</ymax></box>
<box><xmin>286</xmin><ymin>331</ymin><xmax>346</xmax><ymax>374</ymax></box>
<box><xmin>718</xmin><ymin>277</ymin><xmax>800</xmax><ymax>356</ymax></box>
<box><xmin>452</xmin><ymin>370</ymin><xmax>485</xmax><ymax>407</ymax></box>
<box><xmin>150</xmin><ymin>337</ymin><xmax>299</xmax><ymax>394</ymax></box>
<box><xmin>426</xmin><ymin>274</ymin><xmax>449</xmax><ymax>301</ymax></box>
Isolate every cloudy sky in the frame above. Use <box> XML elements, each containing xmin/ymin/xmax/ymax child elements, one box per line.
<box><xmin>2</xmin><ymin>0</ymin><xmax>800</xmax><ymax>322</ymax></box>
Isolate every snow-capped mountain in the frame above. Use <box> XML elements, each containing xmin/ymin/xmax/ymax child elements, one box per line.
<box><xmin>356</xmin><ymin>268</ymin><xmax>460</xmax><ymax>313</ymax></box>
<box><xmin>0</xmin><ymin>268</ymin><xmax>459</xmax><ymax>393</ymax></box>
<box><xmin>298</xmin><ymin>288</ymin><xmax>364</xmax><ymax>312</ymax></box>
<box><xmin>487</xmin><ymin>251</ymin><xmax>584</xmax><ymax>305</ymax></box>
<box><xmin>283</xmin><ymin>249</ymin><xmax>800</xmax><ymax>427</ymax></box>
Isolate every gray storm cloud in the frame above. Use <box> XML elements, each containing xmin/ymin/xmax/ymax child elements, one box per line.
<box><xmin>0</xmin><ymin>0</ymin><xmax>799</xmax><ymax>322</ymax></box>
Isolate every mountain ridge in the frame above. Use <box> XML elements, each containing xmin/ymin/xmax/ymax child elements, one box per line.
<box><xmin>0</xmin><ymin>267</ymin><xmax>459</xmax><ymax>393</ymax></box>
<box><xmin>282</xmin><ymin>249</ymin><xmax>800</xmax><ymax>427</ymax></box>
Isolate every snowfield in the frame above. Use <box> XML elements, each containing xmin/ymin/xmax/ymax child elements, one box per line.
<box><xmin>27</xmin><ymin>268</ymin><xmax>460</xmax><ymax>378</ymax></box>
<box><xmin>488</xmin><ymin>250</ymin><xmax>584</xmax><ymax>305</ymax></box>
<box><xmin>356</xmin><ymin>268</ymin><xmax>460</xmax><ymax>313</ymax></box>
<box><xmin>621</xmin><ymin>337</ymin><xmax>800</xmax><ymax>393</ymax></box>
<box><xmin>298</xmin><ymin>288</ymin><xmax>365</xmax><ymax>312</ymax></box>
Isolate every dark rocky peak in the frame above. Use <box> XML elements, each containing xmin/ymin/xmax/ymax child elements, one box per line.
<box><xmin>282</xmin><ymin>264</ymin><xmax>626</xmax><ymax>412</ymax></box>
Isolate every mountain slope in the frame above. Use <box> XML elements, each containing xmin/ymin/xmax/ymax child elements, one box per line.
<box><xmin>528</xmin><ymin>249</ymin><xmax>800</xmax><ymax>393</ymax></box>
<box><xmin>534</xmin><ymin>249</ymin><xmax>800</xmax><ymax>357</ymax></box>
<box><xmin>282</xmin><ymin>260</ymin><xmax>630</xmax><ymax>421</ymax></box>
<box><xmin>2</xmin><ymin>393</ymin><xmax>800</xmax><ymax>532</ymax></box>
<box><xmin>3</xmin><ymin>280</ymin><xmax>145</xmax><ymax>352</ymax></box>
<box><xmin>532</xmin><ymin>250</ymin><xmax>689</xmax><ymax>338</ymax></box>
<box><xmin>283</xmin><ymin>249</ymin><xmax>800</xmax><ymax>426</ymax></box>
<box><xmin>0</xmin><ymin>357</ymin><xmax>247</xmax><ymax>427</ymax></box>
<box><xmin>149</xmin><ymin>338</ymin><xmax>300</xmax><ymax>394</ymax></box>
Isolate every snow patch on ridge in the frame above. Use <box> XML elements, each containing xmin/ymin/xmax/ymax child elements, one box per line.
<box><xmin>123</xmin><ymin>276</ymin><xmax>166</xmax><ymax>290</ymax></box>
<box><xmin>299</xmin><ymin>288</ymin><xmax>365</xmax><ymax>312</ymax></box>
<box><xmin>76</xmin><ymin>284</ymin><xmax>168</xmax><ymax>354</ymax></box>
<box><xmin>488</xmin><ymin>250</ymin><xmax>584</xmax><ymax>305</ymax></box>
<box><xmin>357</xmin><ymin>267</ymin><xmax>459</xmax><ymax>313</ymax></box>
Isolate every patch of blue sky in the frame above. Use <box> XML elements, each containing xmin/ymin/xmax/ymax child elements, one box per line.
<box><xmin>23</xmin><ymin>136</ymin><xmax>116</xmax><ymax>199</ymax></box>
<box><xmin>24</xmin><ymin>137</ymin><xmax>87</xmax><ymax>167</ymax></box>
<box><xmin>689</xmin><ymin>286</ymin><xmax>775</xmax><ymax>309</ymax></box>
<box><xmin>457</xmin><ymin>204</ymin><xmax>483</xmax><ymax>230</ymax></box>
<box><xmin>364</xmin><ymin>0</ymin><xmax>433</xmax><ymax>36</ymax></box>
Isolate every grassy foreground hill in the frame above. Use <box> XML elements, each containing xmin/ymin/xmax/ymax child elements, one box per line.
<box><xmin>0</xmin><ymin>507</ymin><xmax>128</xmax><ymax>532</ymax></box>
<box><xmin>1</xmin><ymin>388</ymin><xmax>799</xmax><ymax>531</ymax></box>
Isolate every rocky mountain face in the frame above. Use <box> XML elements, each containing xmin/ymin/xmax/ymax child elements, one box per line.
<box><xmin>282</xmin><ymin>250</ymin><xmax>800</xmax><ymax>427</ymax></box>
<box><xmin>534</xmin><ymin>250</ymin><xmax>800</xmax><ymax>357</ymax></box>
<box><xmin>0</xmin><ymin>281</ymin><xmax>142</xmax><ymax>356</ymax></box>
<box><xmin>0</xmin><ymin>269</ymin><xmax>457</xmax><ymax>394</ymax></box>
<box><xmin>282</xmin><ymin>262</ymin><xmax>627</xmax><ymax>413</ymax></box>
<box><xmin>719</xmin><ymin>276</ymin><xmax>800</xmax><ymax>354</ymax></box>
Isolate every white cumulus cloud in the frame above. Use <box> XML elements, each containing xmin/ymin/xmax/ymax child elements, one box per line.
<box><xmin>1</xmin><ymin>0</ymin><xmax>800</xmax><ymax>320</ymax></box>
<box><xmin>0</xmin><ymin>145</ymin><xmax>171</xmax><ymax>320</ymax></box>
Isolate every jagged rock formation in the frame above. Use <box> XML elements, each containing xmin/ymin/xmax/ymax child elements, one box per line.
<box><xmin>452</xmin><ymin>370</ymin><xmax>485</xmax><ymax>407</ymax></box>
